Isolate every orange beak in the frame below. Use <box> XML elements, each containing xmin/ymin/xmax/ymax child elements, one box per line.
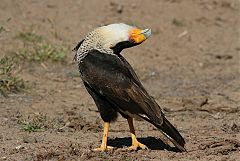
<box><xmin>129</xmin><ymin>28</ymin><xmax>151</xmax><ymax>44</ymax></box>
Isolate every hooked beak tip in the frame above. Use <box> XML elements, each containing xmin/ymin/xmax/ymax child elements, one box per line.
<box><xmin>141</xmin><ymin>28</ymin><xmax>151</xmax><ymax>39</ymax></box>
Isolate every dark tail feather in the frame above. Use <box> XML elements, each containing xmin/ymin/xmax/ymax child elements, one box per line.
<box><xmin>153</xmin><ymin>117</ymin><xmax>186</xmax><ymax>152</ymax></box>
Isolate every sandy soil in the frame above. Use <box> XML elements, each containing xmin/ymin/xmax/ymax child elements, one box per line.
<box><xmin>0</xmin><ymin>0</ymin><xmax>239</xmax><ymax>160</ymax></box>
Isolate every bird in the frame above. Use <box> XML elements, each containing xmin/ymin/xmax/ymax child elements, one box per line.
<box><xmin>73</xmin><ymin>23</ymin><xmax>186</xmax><ymax>152</ymax></box>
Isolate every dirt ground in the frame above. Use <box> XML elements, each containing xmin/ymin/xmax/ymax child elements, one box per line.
<box><xmin>0</xmin><ymin>0</ymin><xmax>239</xmax><ymax>160</ymax></box>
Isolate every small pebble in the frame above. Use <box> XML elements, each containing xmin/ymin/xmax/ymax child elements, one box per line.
<box><xmin>23</xmin><ymin>135</ymin><xmax>37</xmax><ymax>143</ymax></box>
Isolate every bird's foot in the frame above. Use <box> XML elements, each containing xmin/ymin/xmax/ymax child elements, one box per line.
<box><xmin>92</xmin><ymin>146</ymin><xmax>114</xmax><ymax>152</ymax></box>
<box><xmin>127</xmin><ymin>141</ymin><xmax>148</xmax><ymax>151</ymax></box>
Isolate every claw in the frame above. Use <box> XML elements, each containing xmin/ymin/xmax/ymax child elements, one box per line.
<box><xmin>128</xmin><ymin>141</ymin><xmax>148</xmax><ymax>151</ymax></box>
<box><xmin>93</xmin><ymin>146</ymin><xmax>114</xmax><ymax>152</ymax></box>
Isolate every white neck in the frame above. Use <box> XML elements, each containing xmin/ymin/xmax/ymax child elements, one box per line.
<box><xmin>75</xmin><ymin>31</ymin><xmax>114</xmax><ymax>63</ymax></box>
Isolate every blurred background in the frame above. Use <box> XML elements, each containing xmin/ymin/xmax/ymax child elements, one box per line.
<box><xmin>0</xmin><ymin>0</ymin><xmax>239</xmax><ymax>160</ymax></box>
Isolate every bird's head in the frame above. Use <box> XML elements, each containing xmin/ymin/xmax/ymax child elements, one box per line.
<box><xmin>96</xmin><ymin>23</ymin><xmax>151</xmax><ymax>53</ymax></box>
<box><xmin>75</xmin><ymin>23</ymin><xmax>151</xmax><ymax>57</ymax></box>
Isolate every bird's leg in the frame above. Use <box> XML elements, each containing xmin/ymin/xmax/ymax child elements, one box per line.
<box><xmin>127</xmin><ymin>118</ymin><xmax>148</xmax><ymax>150</ymax></box>
<box><xmin>93</xmin><ymin>122</ymin><xmax>113</xmax><ymax>152</ymax></box>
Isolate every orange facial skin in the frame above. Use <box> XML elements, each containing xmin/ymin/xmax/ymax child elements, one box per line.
<box><xmin>129</xmin><ymin>28</ymin><xmax>146</xmax><ymax>44</ymax></box>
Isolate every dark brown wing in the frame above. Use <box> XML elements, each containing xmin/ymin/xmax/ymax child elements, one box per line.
<box><xmin>79</xmin><ymin>49</ymin><xmax>163</xmax><ymax>124</ymax></box>
<box><xmin>79</xmin><ymin>49</ymin><xmax>186</xmax><ymax>151</ymax></box>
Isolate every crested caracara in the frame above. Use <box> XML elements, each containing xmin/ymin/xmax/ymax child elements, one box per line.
<box><xmin>73</xmin><ymin>23</ymin><xmax>186</xmax><ymax>152</ymax></box>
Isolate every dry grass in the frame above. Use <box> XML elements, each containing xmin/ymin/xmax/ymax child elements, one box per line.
<box><xmin>16</xmin><ymin>30</ymin><xmax>67</xmax><ymax>63</ymax></box>
<box><xmin>0</xmin><ymin>56</ymin><xmax>25</xmax><ymax>96</ymax></box>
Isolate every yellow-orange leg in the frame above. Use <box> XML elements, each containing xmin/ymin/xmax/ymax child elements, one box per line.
<box><xmin>127</xmin><ymin>118</ymin><xmax>148</xmax><ymax>151</ymax></box>
<box><xmin>93</xmin><ymin>122</ymin><xmax>113</xmax><ymax>152</ymax></box>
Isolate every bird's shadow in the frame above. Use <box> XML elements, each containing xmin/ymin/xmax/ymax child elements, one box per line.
<box><xmin>108</xmin><ymin>136</ymin><xmax>181</xmax><ymax>152</ymax></box>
